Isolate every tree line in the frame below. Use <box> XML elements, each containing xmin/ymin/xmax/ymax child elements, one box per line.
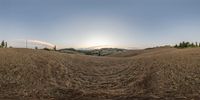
<box><xmin>0</xmin><ymin>40</ymin><xmax>8</xmax><ymax>48</ymax></box>
<box><xmin>174</xmin><ymin>41</ymin><xmax>200</xmax><ymax>48</ymax></box>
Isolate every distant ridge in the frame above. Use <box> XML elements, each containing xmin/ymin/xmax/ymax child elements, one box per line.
<box><xmin>59</xmin><ymin>47</ymin><xmax>127</xmax><ymax>56</ymax></box>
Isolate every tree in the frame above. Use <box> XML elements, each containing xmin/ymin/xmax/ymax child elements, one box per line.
<box><xmin>182</xmin><ymin>41</ymin><xmax>186</xmax><ymax>48</ymax></box>
<box><xmin>191</xmin><ymin>43</ymin><xmax>195</xmax><ymax>47</ymax></box>
<box><xmin>195</xmin><ymin>42</ymin><xmax>198</xmax><ymax>47</ymax></box>
<box><xmin>186</xmin><ymin>42</ymin><xmax>190</xmax><ymax>47</ymax></box>
<box><xmin>35</xmin><ymin>46</ymin><xmax>38</xmax><ymax>50</ymax></box>
<box><xmin>1</xmin><ymin>40</ymin><xmax>5</xmax><ymax>48</ymax></box>
<box><xmin>179</xmin><ymin>42</ymin><xmax>183</xmax><ymax>48</ymax></box>
<box><xmin>174</xmin><ymin>44</ymin><xmax>178</xmax><ymax>48</ymax></box>
<box><xmin>5</xmin><ymin>42</ymin><xmax>7</xmax><ymax>48</ymax></box>
<box><xmin>53</xmin><ymin>45</ymin><xmax>56</xmax><ymax>51</ymax></box>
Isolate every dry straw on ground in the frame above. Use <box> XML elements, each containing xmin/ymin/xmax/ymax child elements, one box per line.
<box><xmin>0</xmin><ymin>48</ymin><xmax>200</xmax><ymax>100</ymax></box>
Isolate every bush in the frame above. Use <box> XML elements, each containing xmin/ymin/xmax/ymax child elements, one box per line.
<box><xmin>43</xmin><ymin>48</ymin><xmax>51</xmax><ymax>51</ymax></box>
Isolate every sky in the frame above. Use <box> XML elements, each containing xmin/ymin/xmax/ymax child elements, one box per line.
<box><xmin>0</xmin><ymin>0</ymin><xmax>200</xmax><ymax>49</ymax></box>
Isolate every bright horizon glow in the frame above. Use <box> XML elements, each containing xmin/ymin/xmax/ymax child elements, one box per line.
<box><xmin>80</xmin><ymin>33</ymin><xmax>116</xmax><ymax>48</ymax></box>
<box><xmin>84</xmin><ymin>38</ymin><xmax>112</xmax><ymax>47</ymax></box>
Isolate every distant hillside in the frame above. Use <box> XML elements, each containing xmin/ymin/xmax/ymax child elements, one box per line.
<box><xmin>58</xmin><ymin>48</ymin><xmax>127</xmax><ymax>56</ymax></box>
<box><xmin>109</xmin><ymin>47</ymin><xmax>175</xmax><ymax>57</ymax></box>
<box><xmin>58</xmin><ymin>48</ymin><xmax>83</xmax><ymax>54</ymax></box>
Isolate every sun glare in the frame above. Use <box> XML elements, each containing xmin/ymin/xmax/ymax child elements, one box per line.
<box><xmin>83</xmin><ymin>35</ymin><xmax>114</xmax><ymax>47</ymax></box>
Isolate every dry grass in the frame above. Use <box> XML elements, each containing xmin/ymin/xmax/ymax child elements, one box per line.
<box><xmin>0</xmin><ymin>48</ymin><xmax>200</xmax><ymax>100</ymax></box>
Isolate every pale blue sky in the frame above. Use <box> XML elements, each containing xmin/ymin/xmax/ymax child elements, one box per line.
<box><xmin>0</xmin><ymin>0</ymin><xmax>200</xmax><ymax>49</ymax></box>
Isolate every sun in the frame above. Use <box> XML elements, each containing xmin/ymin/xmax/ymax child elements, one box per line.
<box><xmin>83</xmin><ymin>35</ymin><xmax>114</xmax><ymax>47</ymax></box>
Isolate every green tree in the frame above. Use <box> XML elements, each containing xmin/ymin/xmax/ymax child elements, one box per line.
<box><xmin>185</xmin><ymin>42</ymin><xmax>189</xmax><ymax>47</ymax></box>
<box><xmin>182</xmin><ymin>41</ymin><xmax>186</xmax><ymax>48</ymax></box>
<box><xmin>1</xmin><ymin>40</ymin><xmax>5</xmax><ymax>48</ymax></box>
<box><xmin>179</xmin><ymin>42</ymin><xmax>183</xmax><ymax>48</ymax></box>
<box><xmin>195</xmin><ymin>42</ymin><xmax>198</xmax><ymax>47</ymax></box>
<box><xmin>191</xmin><ymin>43</ymin><xmax>195</xmax><ymax>47</ymax></box>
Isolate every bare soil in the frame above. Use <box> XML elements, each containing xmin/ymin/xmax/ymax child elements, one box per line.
<box><xmin>0</xmin><ymin>48</ymin><xmax>200</xmax><ymax>100</ymax></box>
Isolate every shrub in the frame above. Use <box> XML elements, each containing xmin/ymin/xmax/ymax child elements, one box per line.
<box><xmin>43</xmin><ymin>48</ymin><xmax>51</xmax><ymax>51</ymax></box>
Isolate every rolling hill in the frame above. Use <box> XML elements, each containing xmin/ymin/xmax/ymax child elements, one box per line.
<box><xmin>58</xmin><ymin>48</ymin><xmax>126</xmax><ymax>56</ymax></box>
<box><xmin>0</xmin><ymin>48</ymin><xmax>200</xmax><ymax>100</ymax></box>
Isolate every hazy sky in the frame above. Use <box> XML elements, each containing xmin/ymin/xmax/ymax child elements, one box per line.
<box><xmin>0</xmin><ymin>0</ymin><xmax>200</xmax><ymax>49</ymax></box>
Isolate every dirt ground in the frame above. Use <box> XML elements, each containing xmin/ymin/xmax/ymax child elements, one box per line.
<box><xmin>0</xmin><ymin>48</ymin><xmax>200</xmax><ymax>100</ymax></box>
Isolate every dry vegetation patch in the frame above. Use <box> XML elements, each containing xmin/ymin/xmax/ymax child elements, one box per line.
<box><xmin>0</xmin><ymin>48</ymin><xmax>200</xmax><ymax>99</ymax></box>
